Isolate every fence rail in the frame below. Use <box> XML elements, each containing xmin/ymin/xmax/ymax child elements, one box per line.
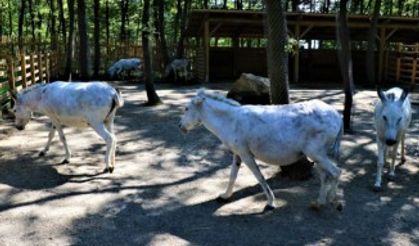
<box><xmin>0</xmin><ymin>52</ymin><xmax>58</xmax><ymax>105</ymax></box>
<box><xmin>385</xmin><ymin>43</ymin><xmax>418</xmax><ymax>88</ymax></box>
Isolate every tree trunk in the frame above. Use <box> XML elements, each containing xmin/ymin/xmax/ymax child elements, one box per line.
<box><xmin>142</xmin><ymin>0</ymin><xmax>162</xmax><ymax>105</ymax></box>
<box><xmin>57</xmin><ymin>0</ymin><xmax>66</xmax><ymax>45</ymax></box>
<box><xmin>49</xmin><ymin>0</ymin><xmax>57</xmax><ymax>50</ymax></box>
<box><xmin>28</xmin><ymin>0</ymin><xmax>36</xmax><ymax>40</ymax></box>
<box><xmin>77</xmin><ymin>0</ymin><xmax>90</xmax><ymax>80</ymax></box>
<box><xmin>337</xmin><ymin>0</ymin><xmax>355</xmax><ymax>132</ymax></box>
<box><xmin>176</xmin><ymin>0</ymin><xmax>192</xmax><ymax>58</ymax></box>
<box><xmin>18</xmin><ymin>0</ymin><xmax>25</xmax><ymax>50</ymax></box>
<box><xmin>120</xmin><ymin>0</ymin><xmax>129</xmax><ymax>42</ymax></box>
<box><xmin>366</xmin><ymin>0</ymin><xmax>381</xmax><ymax>85</ymax></box>
<box><xmin>264</xmin><ymin>0</ymin><xmax>311</xmax><ymax>180</ymax></box>
<box><xmin>93</xmin><ymin>0</ymin><xmax>101</xmax><ymax>78</ymax></box>
<box><xmin>264</xmin><ymin>0</ymin><xmax>289</xmax><ymax>105</ymax></box>
<box><xmin>65</xmin><ymin>0</ymin><xmax>76</xmax><ymax>80</ymax></box>
<box><xmin>173</xmin><ymin>0</ymin><xmax>182</xmax><ymax>47</ymax></box>
<box><xmin>154</xmin><ymin>0</ymin><xmax>170</xmax><ymax>66</ymax></box>
<box><xmin>105</xmin><ymin>0</ymin><xmax>110</xmax><ymax>47</ymax></box>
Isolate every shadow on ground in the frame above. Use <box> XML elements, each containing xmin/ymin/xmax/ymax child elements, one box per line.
<box><xmin>0</xmin><ymin>82</ymin><xmax>418</xmax><ymax>245</ymax></box>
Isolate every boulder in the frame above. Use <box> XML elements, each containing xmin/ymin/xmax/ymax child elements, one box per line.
<box><xmin>226</xmin><ymin>73</ymin><xmax>271</xmax><ymax>105</ymax></box>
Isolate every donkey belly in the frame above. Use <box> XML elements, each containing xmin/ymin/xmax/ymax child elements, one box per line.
<box><xmin>250</xmin><ymin>144</ymin><xmax>304</xmax><ymax>166</ymax></box>
<box><xmin>54</xmin><ymin>116</ymin><xmax>91</xmax><ymax>128</ymax></box>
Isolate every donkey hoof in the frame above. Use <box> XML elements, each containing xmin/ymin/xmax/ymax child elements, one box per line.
<box><xmin>263</xmin><ymin>204</ymin><xmax>276</xmax><ymax>212</ymax></box>
<box><xmin>38</xmin><ymin>151</ymin><xmax>46</xmax><ymax>157</ymax></box>
<box><xmin>109</xmin><ymin>167</ymin><xmax>114</xmax><ymax>173</ymax></box>
<box><xmin>61</xmin><ymin>159</ymin><xmax>69</xmax><ymax>164</ymax></box>
<box><xmin>373</xmin><ymin>186</ymin><xmax>382</xmax><ymax>192</ymax></box>
<box><xmin>387</xmin><ymin>175</ymin><xmax>396</xmax><ymax>182</ymax></box>
<box><xmin>335</xmin><ymin>202</ymin><xmax>344</xmax><ymax>212</ymax></box>
<box><xmin>216</xmin><ymin>196</ymin><xmax>230</xmax><ymax>204</ymax></box>
<box><xmin>309</xmin><ymin>201</ymin><xmax>321</xmax><ymax>211</ymax></box>
<box><xmin>399</xmin><ymin>158</ymin><xmax>406</xmax><ymax>166</ymax></box>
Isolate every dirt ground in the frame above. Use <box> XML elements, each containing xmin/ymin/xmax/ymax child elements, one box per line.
<box><xmin>0</xmin><ymin>82</ymin><xmax>418</xmax><ymax>246</ymax></box>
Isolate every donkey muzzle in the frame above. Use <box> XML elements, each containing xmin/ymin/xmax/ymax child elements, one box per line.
<box><xmin>385</xmin><ymin>139</ymin><xmax>397</xmax><ymax>146</ymax></box>
<box><xmin>178</xmin><ymin>123</ymin><xmax>188</xmax><ymax>134</ymax></box>
<box><xmin>16</xmin><ymin>125</ymin><xmax>25</xmax><ymax>131</ymax></box>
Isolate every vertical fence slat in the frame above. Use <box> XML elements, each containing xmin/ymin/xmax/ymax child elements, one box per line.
<box><xmin>30</xmin><ymin>54</ymin><xmax>36</xmax><ymax>85</ymax></box>
<box><xmin>38</xmin><ymin>52</ymin><xmax>44</xmax><ymax>83</ymax></box>
<box><xmin>20</xmin><ymin>53</ymin><xmax>27</xmax><ymax>88</ymax></box>
<box><xmin>6</xmin><ymin>56</ymin><xmax>16</xmax><ymax>102</ymax></box>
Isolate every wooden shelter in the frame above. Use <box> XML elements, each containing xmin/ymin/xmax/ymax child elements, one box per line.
<box><xmin>186</xmin><ymin>9</ymin><xmax>419</xmax><ymax>85</ymax></box>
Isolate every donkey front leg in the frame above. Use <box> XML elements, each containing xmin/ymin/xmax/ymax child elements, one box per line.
<box><xmin>55</xmin><ymin>125</ymin><xmax>71</xmax><ymax>164</ymax></box>
<box><xmin>374</xmin><ymin>140</ymin><xmax>387</xmax><ymax>192</ymax></box>
<box><xmin>93</xmin><ymin>123</ymin><xmax>116</xmax><ymax>173</ymax></box>
<box><xmin>217</xmin><ymin>155</ymin><xmax>241</xmax><ymax>202</ymax></box>
<box><xmin>240</xmin><ymin>152</ymin><xmax>276</xmax><ymax>211</ymax></box>
<box><xmin>388</xmin><ymin>141</ymin><xmax>400</xmax><ymax>181</ymax></box>
<box><xmin>39</xmin><ymin>125</ymin><xmax>56</xmax><ymax>157</ymax></box>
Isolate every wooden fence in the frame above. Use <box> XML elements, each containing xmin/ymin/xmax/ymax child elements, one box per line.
<box><xmin>0</xmin><ymin>52</ymin><xmax>58</xmax><ymax>105</ymax></box>
<box><xmin>385</xmin><ymin>43</ymin><xmax>418</xmax><ymax>88</ymax></box>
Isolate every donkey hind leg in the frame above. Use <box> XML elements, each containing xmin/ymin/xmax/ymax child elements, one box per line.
<box><xmin>374</xmin><ymin>141</ymin><xmax>387</xmax><ymax>191</ymax></box>
<box><xmin>314</xmin><ymin>167</ymin><xmax>329</xmax><ymax>209</ymax></box>
<box><xmin>93</xmin><ymin>123</ymin><xmax>116</xmax><ymax>173</ymax></box>
<box><xmin>399</xmin><ymin>134</ymin><xmax>406</xmax><ymax>165</ymax></box>
<box><xmin>39</xmin><ymin>125</ymin><xmax>56</xmax><ymax>157</ymax></box>
<box><xmin>306</xmin><ymin>151</ymin><xmax>341</xmax><ymax>210</ymax></box>
<box><xmin>240</xmin><ymin>152</ymin><xmax>276</xmax><ymax>211</ymax></box>
<box><xmin>105</xmin><ymin>116</ymin><xmax>116</xmax><ymax>167</ymax></box>
<box><xmin>55</xmin><ymin>125</ymin><xmax>71</xmax><ymax>164</ymax></box>
<box><xmin>218</xmin><ymin>155</ymin><xmax>242</xmax><ymax>202</ymax></box>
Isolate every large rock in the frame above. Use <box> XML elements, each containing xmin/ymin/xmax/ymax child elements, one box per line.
<box><xmin>227</xmin><ymin>73</ymin><xmax>271</xmax><ymax>105</ymax></box>
<box><xmin>228</xmin><ymin>73</ymin><xmax>313</xmax><ymax>180</ymax></box>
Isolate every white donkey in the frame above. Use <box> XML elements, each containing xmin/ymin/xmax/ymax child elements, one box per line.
<box><xmin>179</xmin><ymin>89</ymin><xmax>343</xmax><ymax>211</ymax></box>
<box><xmin>13</xmin><ymin>81</ymin><xmax>124</xmax><ymax>173</ymax></box>
<box><xmin>107</xmin><ymin>58</ymin><xmax>142</xmax><ymax>79</ymax></box>
<box><xmin>373</xmin><ymin>87</ymin><xmax>411</xmax><ymax>192</ymax></box>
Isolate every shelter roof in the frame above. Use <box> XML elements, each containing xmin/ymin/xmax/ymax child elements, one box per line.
<box><xmin>186</xmin><ymin>9</ymin><xmax>419</xmax><ymax>43</ymax></box>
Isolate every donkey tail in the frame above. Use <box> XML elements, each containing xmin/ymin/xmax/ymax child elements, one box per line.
<box><xmin>329</xmin><ymin>124</ymin><xmax>343</xmax><ymax>161</ymax></box>
<box><xmin>113</xmin><ymin>88</ymin><xmax>124</xmax><ymax>108</ymax></box>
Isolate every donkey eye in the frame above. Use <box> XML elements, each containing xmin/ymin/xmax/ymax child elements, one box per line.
<box><xmin>397</xmin><ymin>118</ymin><xmax>402</xmax><ymax>124</ymax></box>
<box><xmin>185</xmin><ymin>107</ymin><xmax>189</xmax><ymax>112</ymax></box>
<box><xmin>383</xmin><ymin>116</ymin><xmax>387</xmax><ymax>121</ymax></box>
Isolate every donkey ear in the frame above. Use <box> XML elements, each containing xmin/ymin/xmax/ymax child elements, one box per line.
<box><xmin>377</xmin><ymin>88</ymin><xmax>387</xmax><ymax>102</ymax></box>
<box><xmin>399</xmin><ymin>88</ymin><xmax>409</xmax><ymax>103</ymax></box>
<box><xmin>193</xmin><ymin>96</ymin><xmax>205</xmax><ymax>106</ymax></box>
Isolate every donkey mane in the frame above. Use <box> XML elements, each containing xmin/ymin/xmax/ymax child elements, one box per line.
<box><xmin>197</xmin><ymin>88</ymin><xmax>240</xmax><ymax>107</ymax></box>
<box><xmin>19</xmin><ymin>83</ymin><xmax>47</xmax><ymax>95</ymax></box>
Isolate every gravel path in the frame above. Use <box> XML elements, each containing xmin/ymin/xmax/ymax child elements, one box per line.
<box><xmin>0</xmin><ymin>82</ymin><xmax>418</xmax><ymax>246</ymax></box>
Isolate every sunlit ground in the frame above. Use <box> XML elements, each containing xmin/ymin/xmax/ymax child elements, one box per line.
<box><xmin>0</xmin><ymin>82</ymin><xmax>417</xmax><ymax>245</ymax></box>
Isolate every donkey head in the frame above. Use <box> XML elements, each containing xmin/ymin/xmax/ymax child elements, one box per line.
<box><xmin>14</xmin><ymin>93</ymin><xmax>32</xmax><ymax>131</ymax></box>
<box><xmin>377</xmin><ymin>88</ymin><xmax>409</xmax><ymax>146</ymax></box>
<box><xmin>179</xmin><ymin>94</ymin><xmax>205</xmax><ymax>133</ymax></box>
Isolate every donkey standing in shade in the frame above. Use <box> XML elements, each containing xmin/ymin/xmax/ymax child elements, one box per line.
<box><xmin>179</xmin><ymin>89</ymin><xmax>343</xmax><ymax>211</ymax></box>
<box><xmin>373</xmin><ymin>87</ymin><xmax>412</xmax><ymax>192</ymax></box>
<box><xmin>13</xmin><ymin>81</ymin><xmax>124</xmax><ymax>173</ymax></box>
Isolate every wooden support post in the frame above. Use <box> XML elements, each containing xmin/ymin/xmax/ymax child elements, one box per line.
<box><xmin>6</xmin><ymin>56</ymin><xmax>16</xmax><ymax>105</ymax></box>
<box><xmin>20</xmin><ymin>53</ymin><xmax>27</xmax><ymax>88</ymax></box>
<box><xmin>293</xmin><ymin>23</ymin><xmax>300</xmax><ymax>83</ymax></box>
<box><xmin>38</xmin><ymin>52</ymin><xmax>44</xmax><ymax>83</ymax></box>
<box><xmin>203</xmin><ymin>19</ymin><xmax>210</xmax><ymax>82</ymax></box>
<box><xmin>45</xmin><ymin>53</ymin><xmax>50</xmax><ymax>83</ymax></box>
<box><xmin>377</xmin><ymin>28</ymin><xmax>386</xmax><ymax>83</ymax></box>
<box><xmin>412</xmin><ymin>44</ymin><xmax>418</xmax><ymax>85</ymax></box>
<box><xmin>30</xmin><ymin>54</ymin><xmax>36</xmax><ymax>86</ymax></box>
<box><xmin>396</xmin><ymin>43</ymin><xmax>401</xmax><ymax>82</ymax></box>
